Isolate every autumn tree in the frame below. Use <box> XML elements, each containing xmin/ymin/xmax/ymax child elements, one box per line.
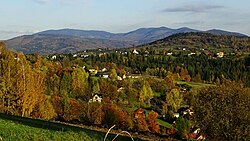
<box><xmin>134</xmin><ymin>108</ymin><xmax>149</xmax><ymax>132</ymax></box>
<box><xmin>166</xmin><ymin>89</ymin><xmax>182</xmax><ymax>112</ymax></box>
<box><xmin>164</xmin><ymin>71</ymin><xmax>175</xmax><ymax>90</ymax></box>
<box><xmin>99</xmin><ymin>79</ymin><xmax>118</xmax><ymax>101</ymax></box>
<box><xmin>192</xmin><ymin>80</ymin><xmax>250</xmax><ymax>140</ymax></box>
<box><xmin>139</xmin><ymin>81</ymin><xmax>154</xmax><ymax>104</ymax></box>
<box><xmin>147</xmin><ymin>110</ymin><xmax>160</xmax><ymax>133</ymax></box>
<box><xmin>81</xmin><ymin>102</ymin><xmax>104</xmax><ymax>125</ymax></box>
<box><xmin>13</xmin><ymin>53</ymin><xmax>44</xmax><ymax>117</ymax></box>
<box><xmin>0</xmin><ymin>44</ymin><xmax>17</xmax><ymax>114</ymax></box>
<box><xmin>109</xmin><ymin>68</ymin><xmax>118</xmax><ymax>80</ymax></box>
<box><xmin>103</xmin><ymin>104</ymin><xmax>128</xmax><ymax>130</ymax></box>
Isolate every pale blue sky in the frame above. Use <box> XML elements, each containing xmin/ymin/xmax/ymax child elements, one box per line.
<box><xmin>0</xmin><ymin>0</ymin><xmax>250</xmax><ymax>39</ymax></box>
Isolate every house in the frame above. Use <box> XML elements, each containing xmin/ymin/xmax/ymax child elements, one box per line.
<box><xmin>117</xmin><ymin>76</ymin><xmax>122</xmax><ymax>80</ymax></box>
<box><xmin>99</xmin><ymin>53</ymin><xmax>106</xmax><ymax>57</ymax></box>
<box><xmin>122</xmin><ymin>74</ymin><xmax>126</xmax><ymax>79</ymax></box>
<box><xmin>188</xmin><ymin>52</ymin><xmax>196</xmax><ymax>56</ymax></box>
<box><xmin>101</xmin><ymin>72</ymin><xmax>109</xmax><ymax>78</ymax></box>
<box><xmin>204</xmin><ymin>51</ymin><xmax>211</xmax><ymax>56</ymax></box>
<box><xmin>177</xmin><ymin>106</ymin><xmax>194</xmax><ymax>119</ymax></box>
<box><xmin>173</xmin><ymin>113</ymin><xmax>180</xmax><ymax>118</ymax></box>
<box><xmin>127</xmin><ymin>74</ymin><xmax>141</xmax><ymax>79</ymax></box>
<box><xmin>89</xmin><ymin>94</ymin><xmax>102</xmax><ymax>103</ymax></box>
<box><xmin>235</xmin><ymin>51</ymin><xmax>242</xmax><ymax>56</ymax></box>
<box><xmin>188</xmin><ymin>127</ymin><xmax>206</xmax><ymax>140</ymax></box>
<box><xmin>101</xmin><ymin>68</ymin><xmax>107</xmax><ymax>72</ymax></box>
<box><xmin>217</xmin><ymin>52</ymin><xmax>224</xmax><ymax>58</ymax></box>
<box><xmin>167</xmin><ymin>52</ymin><xmax>173</xmax><ymax>56</ymax></box>
<box><xmin>51</xmin><ymin>55</ymin><xmax>57</xmax><ymax>60</ymax></box>
<box><xmin>89</xmin><ymin>69</ymin><xmax>98</xmax><ymax>75</ymax></box>
<box><xmin>81</xmin><ymin>54</ymin><xmax>89</xmax><ymax>58</ymax></box>
<box><xmin>134</xmin><ymin>108</ymin><xmax>146</xmax><ymax>119</ymax></box>
<box><xmin>132</xmin><ymin>49</ymin><xmax>139</xmax><ymax>55</ymax></box>
<box><xmin>117</xmin><ymin>87</ymin><xmax>125</xmax><ymax>92</ymax></box>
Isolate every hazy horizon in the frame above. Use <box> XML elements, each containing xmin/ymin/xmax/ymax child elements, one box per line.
<box><xmin>1</xmin><ymin>0</ymin><xmax>250</xmax><ymax>39</ymax></box>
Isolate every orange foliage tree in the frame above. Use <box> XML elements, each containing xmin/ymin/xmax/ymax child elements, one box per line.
<box><xmin>147</xmin><ymin>110</ymin><xmax>160</xmax><ymax>134</ymax></box>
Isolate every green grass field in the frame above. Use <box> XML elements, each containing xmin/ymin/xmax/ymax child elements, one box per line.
<box><xmin>0</xmin><ymin>113</ymin><xmax>143</xmax><ymax>141</ymax></box>
<box><xmin>0</xmin><ymin>118</ymin><xmax>96</xmax><ymax>141</ymax></box>
<box><xmin>175</xmin><ymin>80</ymin><xmax>214</xmax><ymax>88</ymax></box>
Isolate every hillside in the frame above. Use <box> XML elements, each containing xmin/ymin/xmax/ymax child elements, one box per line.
<box><xmin>0</xmin><ymin>113</ymin><xmax>143</xmax><ymax>141</ymax></box>
<box><xmin>5</xmin><ymin>27</ymin><xmax>248</xmax><ymax>54</ymax></box>
<box><xmin>5</xmin><ymin>34</ymin><xmax>134</xmax><ymax>54</ymax></box>
<box><xmin>149</xmin><ymin>32</ymin><xmax>250</xmax><ymax>51</ymax></box>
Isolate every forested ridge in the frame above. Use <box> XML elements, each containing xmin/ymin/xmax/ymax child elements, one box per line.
<box><xmin>0</xmin><ymin>39</ymin><xmax>250</xmax><ymax>140</ymax></box>
<box><xmin>149</xmin><ymin>32</ymin><xmax>250</xmax><ymax>51</ymax></box>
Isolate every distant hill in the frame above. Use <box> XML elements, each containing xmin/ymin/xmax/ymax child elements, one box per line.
<box><xmin>148</xmin><ymin>32</ymin><xmax>250</xmax><ymax>51</ymax></box>
<box><xmin>6</xmin><ymin>34</ymin><xmax>134</xmax><ymax>54</ymax></box>
<box><xmin>205</xmin><ymin>29</ymin><xmax>247</xmax><ymax>37</ymax></box>
<box><xmin>37</xmin><ymin>27</ymin><xmax>199</xmax><ymax>44</ymax></box>
<box><xmin>5</xmin><ymin>27</ymin><xmax>248</xmax><ymax>54</ymax></box>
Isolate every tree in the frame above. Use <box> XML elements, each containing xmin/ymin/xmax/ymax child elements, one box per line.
<box><xmin>90</xmin><ymin>77</ymin><xmax>100</xmax><ymax>94</ymax></box>
<box><xmin>100</xmin><ymin>79</ymin><xmax>118</xmax><ymax>101</ymax></box>
<box><xmin>139</xmin><ymin>81</ymin><xmax>154</xmax><ymax>104</ymax></box>
<box><xmin>103</xmin><ymin>104</ymin><xmax>128</xmax><ymax>130</ymax></box>
<box><xmin>109</xmin><ymin>68</ymin><xmax>117</xmax><ymax>80</ymax></box>
<box><xmin>166</xmin><ymin>89</ymin><xmax>182</xmax><ymax>112</ymax></box>
<box><xmin>164</xmin><ymin>71</ymin><xmax>175</xmax><ymax>90</ymax></box>
<box><xmin>72</xmin><ymin>68</ymin><xmax>89</xmax><ymax>98</ymax></box>
<box><xmin>0</xmin><ymin>45</ymin><xmax>17</xmax><ymax>114</ymax></box>
<box><xmin>192</xmin><ymin>80</ymin><xmax>250</xmax><ymax>140</ymax></box>
<box><xmin>59</xmin><ymin>71</ymin><xmax>72</xmax><ymax>97</ymax></box>
<box><xmin>147</xmin><ymin>110</ymin><xmax>160</xmax><ymax>133</ymax></box>
<box><xmin>176</xmin><ymin>116</ymin><xmax>190</xmax><ymax>139</ymax></box>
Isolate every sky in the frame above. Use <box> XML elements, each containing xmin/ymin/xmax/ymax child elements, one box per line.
<box><xmin>0</xmin><ymin>0</ymin><xmax>250</xmax><ymax>39</ymax></box>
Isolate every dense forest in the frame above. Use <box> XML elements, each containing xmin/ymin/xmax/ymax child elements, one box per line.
<box><xmin>150</xmin><ymin>32</ymin><xmax>250</xmax><ymax>51</ymax></box>
<box><xmin>0</xmin><ymin>40</ymin><xmax>250</xmax><ymax>140</ymax></box>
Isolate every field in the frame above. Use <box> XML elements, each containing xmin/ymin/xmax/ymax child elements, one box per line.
<box><xmin>175</xmin><ymin>80</ymin><xmax>214</xmax><ymax>88</ymax></box>
<box><xmin>0</xmin><ymin>113</ymin><xmax>143</xmax><ymax>141</ymax></box>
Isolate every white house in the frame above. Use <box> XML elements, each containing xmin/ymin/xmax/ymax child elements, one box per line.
<box><xmin>217</xmin><ymin>52</ymin><xmax>224</xmax><ymax>58</ymax></box>
<box><xmin>89</xmin><ymin>94</ymin><xmax>102</xmax><ymax>103</ymax></box>
<box><xmin>188</xmin><ymin>52</ymin><xmax>196</xmax><ymax>56</ymax></box>
<box><xmin>89</xmin><ymin>69</ymin><xmax>98</xmax><ymax>75</ymax></box>
<box><xmin>133</xmin><ymin>49</ymin><xmax>139</xmax><ymax>55</ymax></box>
<box><xmin>51</xmin><ymin>55</ymin><xmax>57</xmax><ymax>60</ymax></box>
<box><xmin>103</xmin><ymin>74</ymin><xmax>109</xmax><ymax>79</ymax></box>
<box><xmin>122</xmin><ymin>74</ymin><xmax>126</xmax><ymax>79</ymax></box>
<box><xmin>117</xmin><ymin>76</ymin><xmax>122</xmax><ymax>81</ymax></box>
<box><xmin>101</xmin><ymin>68</ymin><xmax>107</xmax><ymax>72</ymax></box>
<box><xmin>167</xmin><ymin>52</ymin><xmax>173</xmax><ymax>56</ymax></box>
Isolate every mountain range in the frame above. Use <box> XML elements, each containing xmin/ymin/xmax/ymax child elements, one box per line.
<box><xmin>4</xmin><ymin>27</ymin><xmax>247</xmax><ymax>54</ymax></box>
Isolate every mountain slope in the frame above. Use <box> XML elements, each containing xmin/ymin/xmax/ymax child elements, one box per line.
<box><xmin>205</xmin><ymin>29</ymin><xmax>247</xmax><ymax>37</ymax></box>
<box><xmin>38</xmin><ymin>29</ymin><xmax>114</xmax><ymax>39</ymax></box>
<box><xmin>149</xmin><ymin>32</ymin><xmax>250</xmax><ymax>51</ymax></box>
<box><xmin>6</xmin><ymin>34</ymin><xmax>134</xmax><ymax>54</ymax></box>
<box><xmin>5</xmin><ymin>27</ymin><xmax>248</xmax><ymax>54</ymax></box>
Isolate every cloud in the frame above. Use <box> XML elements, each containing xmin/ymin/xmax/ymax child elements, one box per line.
<box><xmin>163</xmin><ymin>3</ymin><xmax>224</xmax><ymax>13</ymax></box>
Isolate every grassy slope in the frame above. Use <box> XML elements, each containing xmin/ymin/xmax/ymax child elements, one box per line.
<box><xmin>0</xmin><ymin>118</ymin><xmax>95</xmax><ymax>141</ymax></box>
<box><xmin>175</xmin><ymin>80</ymin><xmax>214</xmax><ymax>88</ymax></box>
<box><xmin>0</xmin><ymin>114</ymin><xmax>142</xmax><ymax>141</ymax></box>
